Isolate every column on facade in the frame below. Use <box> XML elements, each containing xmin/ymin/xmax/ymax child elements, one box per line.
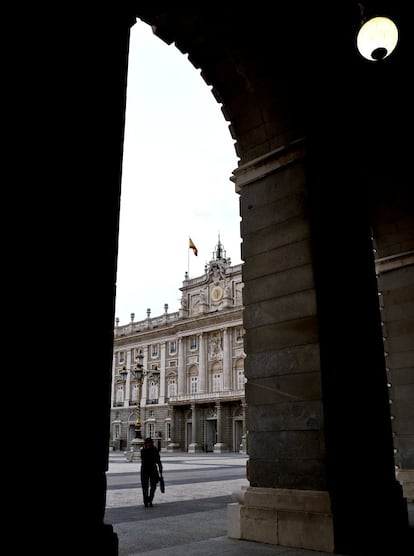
<box><xmin>177</xmin><ymin>336</ymin><xmax>186</xmax><ymax>395</ymax></box>
<box><xmin>222</xmin><ymin>327</ymin><xmax>231</xmax><ymax>391</ymax></box>
<box><xmin>169</xmin><ymin>412</ymin><xmax>174</xmax><ymax>443</ymax></box>
<box><xmin>216</xmin><ymin>403</ymin><xmax>222</xmax><ymax>443</ymax></box>
<box><xmin>124</xmin><ymin>349</ymin><xmax>132</xmax><ymax>406</ymax></box>
<box><xmin>140</xmin><ymin>344</ymin><xmax>148</xmax><ymax>426</ymax></box>
<box><xmin>213</xmin><ymin>402</ymin><xmax>229</xmax><ymax>453</ymax></box>
<box><xmin>166</xmin><ymin>408</ymin><xmax>181</xmax><ymax>452</ymax></box>
<box><xmin>188</xmin><ymin>402</ymin><xmax>202</xmax><ymax>452</ymax></box>
<box><xmin>159</xmin><ymin>341</ymin><xmax>166</xmax><ymax>403</ymax></box>
<box><xmin>198</xmin><ymin>332</ymin><xmax>206</xmax><ymax>392</ymax></box>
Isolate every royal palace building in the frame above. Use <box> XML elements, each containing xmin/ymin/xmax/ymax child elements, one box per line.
<box><xmin>110</xmin><ymin>238</ymin><xmax>246</xmax><ymax>454</ymax></box>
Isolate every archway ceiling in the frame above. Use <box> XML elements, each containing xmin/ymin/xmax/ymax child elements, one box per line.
<box><xmin>132</xmin><ymin>3</ymin><xmax>411</xmax><ymax>172</ymax></box>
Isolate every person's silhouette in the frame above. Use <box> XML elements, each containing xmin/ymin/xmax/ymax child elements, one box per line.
<box><xmin>140</xmin><ymin>437</ymin><xmax>163</xmax><ymax>507</ymax></box>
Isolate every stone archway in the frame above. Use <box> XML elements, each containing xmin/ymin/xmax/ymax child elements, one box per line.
<box><xmin>26</xmin><ymin>5</ymin><xmax>412</xmax><ymax>555</ymax></box>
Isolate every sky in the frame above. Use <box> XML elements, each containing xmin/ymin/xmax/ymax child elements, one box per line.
<box><xmin>114</xmin><ymin>20</ymin><xmax>242</xmax><ymax>325</ymax></box>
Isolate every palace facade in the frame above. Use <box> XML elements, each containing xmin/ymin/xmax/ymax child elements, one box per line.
<box><xmin>110</xmin><ymin>238</ymin><xmax>246</xmax><ymax>453</ymax></box>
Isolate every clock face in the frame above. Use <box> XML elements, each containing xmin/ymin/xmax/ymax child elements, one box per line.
<box><xmin>211</xmin><ymin>286</ymin><xmax>223</xmax><ymax>302</ymax></box>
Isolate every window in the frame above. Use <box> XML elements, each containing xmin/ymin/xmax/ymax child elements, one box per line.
<box><xmin>236</xmin><ymin>327</ymin><xmax>244</xmax><ymax>342</ymax></box>
<box><xmin>168</xmin><ymin>378</ymin><xmax>177</xmax><ymax>397</ymax></box>
<box><xmin>169</xmin><ymin>360</ymin><xmax>177</xmax><ymax>367</ymax></box>
<box><xmin>149</xmin><ymin>380</ymin><xmax>158</xmax><ymax>401</ymax></box>
<box><xmin>132</xmin><ymin>383</ymin><xmax>139</xmax><ymax>403</ymax></box>
<box><xmin>213</xmin><ymin>373</ymin><xmax>222</xmax><ymax>392</ymax></box>
<box><xmin>116</xmin><ymin>385</ymin><xmax>124</xmax><ymax>404</ymax></box>
<box><xmin>189</xmin><ymin>336</ymin><xmax>197</xmax><ymax>350</ymax></box>
<box><xmin>147</xmin><ymin>423</ymin><xmax>155</xmax><ymax>438</ymax></box>
<box><xmin>237</xmin><ymin>369</ymin><xmax>246</xmax><ymax>390</ymax></box>
<box><xmin>190</xmin><ymin>376</ymin><xmax>198</xmax><ymax>394</ymax></box>
<box><xmin>166</xmin><ymin>422</ymin><xmax>171</xmax><ymax>441</ymax></box>
<box><xmin>151</xmin><ymin>344</ymin><xmax>159</xmax><ymax>357</ymax></box>
<box><xmin>169</xmin><ymin>340</ymin><xmax>177</xmax><ymax>354</ymax></box>
<box><xmin>118</xmin><ymin>351</ymin><xmax>125</xmax><ymax>364</ymax></box>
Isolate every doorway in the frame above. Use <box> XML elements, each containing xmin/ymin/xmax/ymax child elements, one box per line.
<box><xmin>205</xmin><ymin>419</ymin><xmax>217</xmax><ymax>452</ymax></box>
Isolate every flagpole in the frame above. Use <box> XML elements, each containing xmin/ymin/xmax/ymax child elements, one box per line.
<box><xmin>188</xmin><ymin>235</ymin><xmax>190</xmax><ymax>276</ymax></box>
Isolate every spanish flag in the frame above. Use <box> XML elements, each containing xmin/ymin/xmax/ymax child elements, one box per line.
<box><xmin>189</xmin><ymin>237</ymin><xmax>198</xmax><ymax>256</ymax></box>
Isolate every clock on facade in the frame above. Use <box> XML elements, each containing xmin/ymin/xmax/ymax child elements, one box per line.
<box><xmin>211</xmin><ymin>285</ymin><xmax>223</xmax><ymax>302</ymax></box>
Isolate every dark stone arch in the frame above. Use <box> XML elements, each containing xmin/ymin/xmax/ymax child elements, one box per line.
<box><xmin>18</xmin><ymin>3</ymin><xmax>412</xmax><ymax>555</ymax></box>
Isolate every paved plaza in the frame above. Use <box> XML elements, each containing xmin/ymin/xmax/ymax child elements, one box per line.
<box><xmin>105</xmin><ymin>450</ymin><xmax>413</xmax><ymax>556</ymax></box>
<box><xmin>105</xmin><ymin>450</ymin><xmax>334</xmax><ymax>556</ymax></box>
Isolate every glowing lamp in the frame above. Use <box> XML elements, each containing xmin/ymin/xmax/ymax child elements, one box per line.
<box><xmin>356</xmin><ymin>16</ymin><xmax>399</xmax><ymax>61</ymax></box>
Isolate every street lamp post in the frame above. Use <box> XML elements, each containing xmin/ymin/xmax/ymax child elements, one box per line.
<box><xmin>120</xmin><ymin>352</ymin><xmax>160</xmax><ymax>462</ymax></box>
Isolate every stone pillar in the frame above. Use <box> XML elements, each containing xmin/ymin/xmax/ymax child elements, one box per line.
<box><xmin>214</xmin><ymin>402</ymin><xmax>229</xmax><ymax>453</ymax></box>
<box><xmin>140</xmin><ymin>346</ymin><xmax>148</xmax><ymax>405</ymax></box>
<box><xmin>188</xmin><ymin>402</ymin><xmax>202</xmax><ymax>452</ymax></box>
<box><xmin>177</xmin><ymin>337</ymin><xmax>185</xmax><ymax>395</ymax></box>
<box><xmin>229</xmin><ymin>140</ymin><xmax>335</xmax><ymax>553</ymax></box>
<box><xmin>229</xmin><ymin>137</ymin><xmax>410</xmax><ymax>554</ymax></box>
<box><xmin>167</xmin><ymin>407</ymin><xmax>181</xmax><ymax>452</ymax></box>
<box><xmin>198</xmin><ymin>332</ymin><xmax>206</xmax><ymax>392</ymax></box>
<box><xmin>223</xmin><ymin>327</ymin><xmax>231</xmax><ymax>390</ymax></box>
<box><xmin>159</xmin><ymin>342</ymin><xmax>166</xmax><ymax>403</ymax></box>
<box><xmin>375</xmin><ymin>252</ymin><xmax>414</xmax><ymax>504</ymax></box>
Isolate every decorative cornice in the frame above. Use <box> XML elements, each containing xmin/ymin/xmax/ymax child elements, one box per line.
<box><xmin>232</xmin><ymin>137</ymin><xmax>306</xmax><ymax>191</ymax></box>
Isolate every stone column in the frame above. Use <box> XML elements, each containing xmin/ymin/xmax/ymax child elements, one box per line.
<box><xmin>222</xmin><ymin>327</ymin><xmax>231</xmax><ymax>390</ymax></box>
<box><xmin>188</xmin><ymin>402</ymin><xmax>202</xmax><ymax>452</ymax></box>
<box><xmin>177</xmin><ymin>336</ymin><xmax>186</xmax><ymax>395</ymax></box>
<box><xmin>214</xmin><ymin>402</ymin><xmax>229</xmax><ymax>453</ymax></box>
<box><xmin>198</xmin><ymin>332</ymin><xmax>206</xmax><ymax>392</ymax></box>
<box><xmin>159</xmin><ymin>341</ymin><xmax>166</xmax><ymax>403</ymax></box>
<box><xmin>375</xmin><ymin>252</ymin><xmax>414</xmax><ymax>503</ymax></box>
<box><xmin>228</xmin><ymin>140</ymin><xmax>335</xmax><ymax>552</ymax></box>
<box><xmin>167</xmin><ymin>407</ymin><xmax>181</xmax><ymax>452</ymax></box>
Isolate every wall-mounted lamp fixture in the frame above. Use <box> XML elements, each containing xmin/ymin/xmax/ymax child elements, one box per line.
<box><xmin>356</xmin><ymin>6</ymin><xmax>399</xmax><ymax>61</ymax></box>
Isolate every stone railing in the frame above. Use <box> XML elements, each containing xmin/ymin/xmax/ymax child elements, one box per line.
<box><xmin>169</xmin><ymin>389</ymin><xmax>245</xmax><ymax>403</ymax></box>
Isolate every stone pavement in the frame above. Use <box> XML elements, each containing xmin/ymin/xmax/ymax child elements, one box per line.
<box><xmin>104</xmin><ymin>450</ymin><xmax>413</xmax><ymax>556</ymax></box>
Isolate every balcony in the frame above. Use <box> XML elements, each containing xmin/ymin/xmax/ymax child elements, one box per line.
<box><xmin>169</xmin><ymin>389</ymin><xmax>244</xmax><ymax>405</ymax></box>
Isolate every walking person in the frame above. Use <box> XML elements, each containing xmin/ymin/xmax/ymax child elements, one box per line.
<box><xmin>140</xmin><ymin>437</ymin><xmax>163</xmax><ymax>507</ymax></box>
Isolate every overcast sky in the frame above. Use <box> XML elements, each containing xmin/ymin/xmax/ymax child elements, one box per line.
<box><xmin>114</xmin><ymin>19</ymin><xmax>242</xmax><ymax>325</ymax></box>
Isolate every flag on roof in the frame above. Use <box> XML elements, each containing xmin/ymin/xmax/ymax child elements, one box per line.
<box><xmin>189</xmin><ymin>237</ymin><xmax>198</xmax><ymax>256</ymax></box>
